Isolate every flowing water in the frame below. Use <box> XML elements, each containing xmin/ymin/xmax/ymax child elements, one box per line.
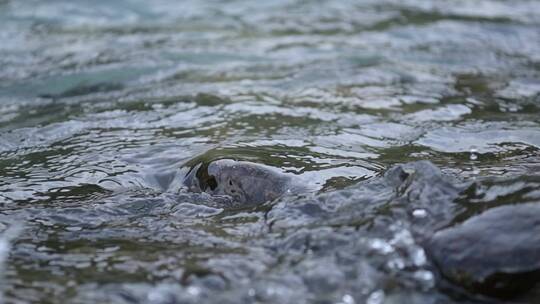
<box><xmin>1</xmin><ymin>0</ymin><xmax>540</xmax><ymax>303</ymax></box>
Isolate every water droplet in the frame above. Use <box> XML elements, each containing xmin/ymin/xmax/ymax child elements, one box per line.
<box><xmin>469</xmin><ymin>147</ymin><xmax>478</xmax><ymax>160</ymax></box>
<box><xmin>412</xmin><ymin>209</ymin><xmax>427</xmax><ymax>218</ymax></box>
<box><xmin>248</xmin><ymin>288</ymin><xmax>256</xmax><ymax>297</ymax></box>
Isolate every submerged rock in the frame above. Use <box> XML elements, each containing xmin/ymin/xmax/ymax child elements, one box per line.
<box><xmin>39</xmin><ymin>82</ymin><xmax>124</xmax><ymax>99</ymax></box>
<box><xmin>427</xmin><ymin>203</ymin><xmax>540</xmax><ymax>299</ymax></box>
<box><xmin>183</xmin><ymin>159</ymin><xmax>307</xmax><ymax>205</ymax></box>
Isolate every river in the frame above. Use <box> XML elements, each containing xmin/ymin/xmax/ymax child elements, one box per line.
<box><xmin>1</xmin><ymin>0</ymin><xmax>539</xmax><ymax>303</ymax></box>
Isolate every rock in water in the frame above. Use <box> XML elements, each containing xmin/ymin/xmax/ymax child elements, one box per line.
<box><xmin>427</xmin><ymin>203</ymin><xmax>540</xmax><ymax>299</ymax></box>
<box><xmin>183</xmin><ymin>159</ymin><xmax>305</xmax><ymax>205</ymax></box>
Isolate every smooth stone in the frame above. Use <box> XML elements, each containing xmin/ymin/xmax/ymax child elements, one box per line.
<box><xmin>426</xmin><ymin>203</ymin><xmax>540</xmax><ymax>299</ymax></box>
<box><xmin>183</xmin><ymin>159</ymin><xmax>306</xmax><ymax>205</ymax></box>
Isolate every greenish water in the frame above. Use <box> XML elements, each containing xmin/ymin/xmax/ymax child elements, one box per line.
<box><xmin>0</xmin><ymin>0</ymin><xmax>539</xmax><ymax>303</ymax></box>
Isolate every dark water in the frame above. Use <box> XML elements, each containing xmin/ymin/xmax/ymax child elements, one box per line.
<box><xmin>0</xmin><ymin>0</ymin><xmax>539</xmax><ymax>303</ymax></box>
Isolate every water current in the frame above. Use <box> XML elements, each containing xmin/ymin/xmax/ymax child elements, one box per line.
<box><xmin>0</xmin><ymin>0</ymin><xmax>540</xmax><ymax>303</ymax></box>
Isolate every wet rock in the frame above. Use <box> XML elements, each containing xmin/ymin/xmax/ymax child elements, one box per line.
<box><xmin>427</xmin><ymin>203</ymin><xmax>540</xmax><ymax>299</ymax></box>
<box><xmin>268</xmin><ymin>160</ymin><xmax>465</xmax><ymax>232</ymax></box>
<box><xmin>183</xmin><ymin>159</ymin><xmax>307</xmax><ymax>205</ymax></box>
<box><xmin>388</xmin><ymin>161</ymin><xmax>466</xmax><ymax>231</ymax></box>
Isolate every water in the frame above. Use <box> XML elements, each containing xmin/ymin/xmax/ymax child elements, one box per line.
<box><xmin>0</xmin><ymin>0</ymin><xmax>539</xmax><ymax>303</ymax></box>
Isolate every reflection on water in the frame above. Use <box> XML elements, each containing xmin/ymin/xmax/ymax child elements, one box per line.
<box><xmin>0</xmin><ymin>0</ymin><xmax>539</xmax><ymax>303</ymax></box>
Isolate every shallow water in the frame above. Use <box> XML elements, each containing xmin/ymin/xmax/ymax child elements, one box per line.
<box><xmin>0</xmin><ymin>0</ymin><xmax>539</xmax><ymax>303</ymax></box>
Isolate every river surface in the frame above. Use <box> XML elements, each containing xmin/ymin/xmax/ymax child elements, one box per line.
<box><xmin>1</xmin><ymin>0</ymin><xmax>540</xmax><ymax>303</ymax></box>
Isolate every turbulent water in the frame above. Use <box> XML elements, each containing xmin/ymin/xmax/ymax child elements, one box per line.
<box><xmin>1</xmin><ymin>0</ymin><xmax>540</xmax><ymax>303</ymax></box>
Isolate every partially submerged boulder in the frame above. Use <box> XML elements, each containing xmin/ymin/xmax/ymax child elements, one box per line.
<box><xmin>427</xmin><ymin>203</ymin><xmax>540</xmax><ymax>299</ymax></box>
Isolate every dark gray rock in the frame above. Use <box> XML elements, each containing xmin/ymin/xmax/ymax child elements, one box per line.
<box><xmin>427</xmin><ymin>203</ymin><xmax>540</xmax><ymax>299</ymax></box>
